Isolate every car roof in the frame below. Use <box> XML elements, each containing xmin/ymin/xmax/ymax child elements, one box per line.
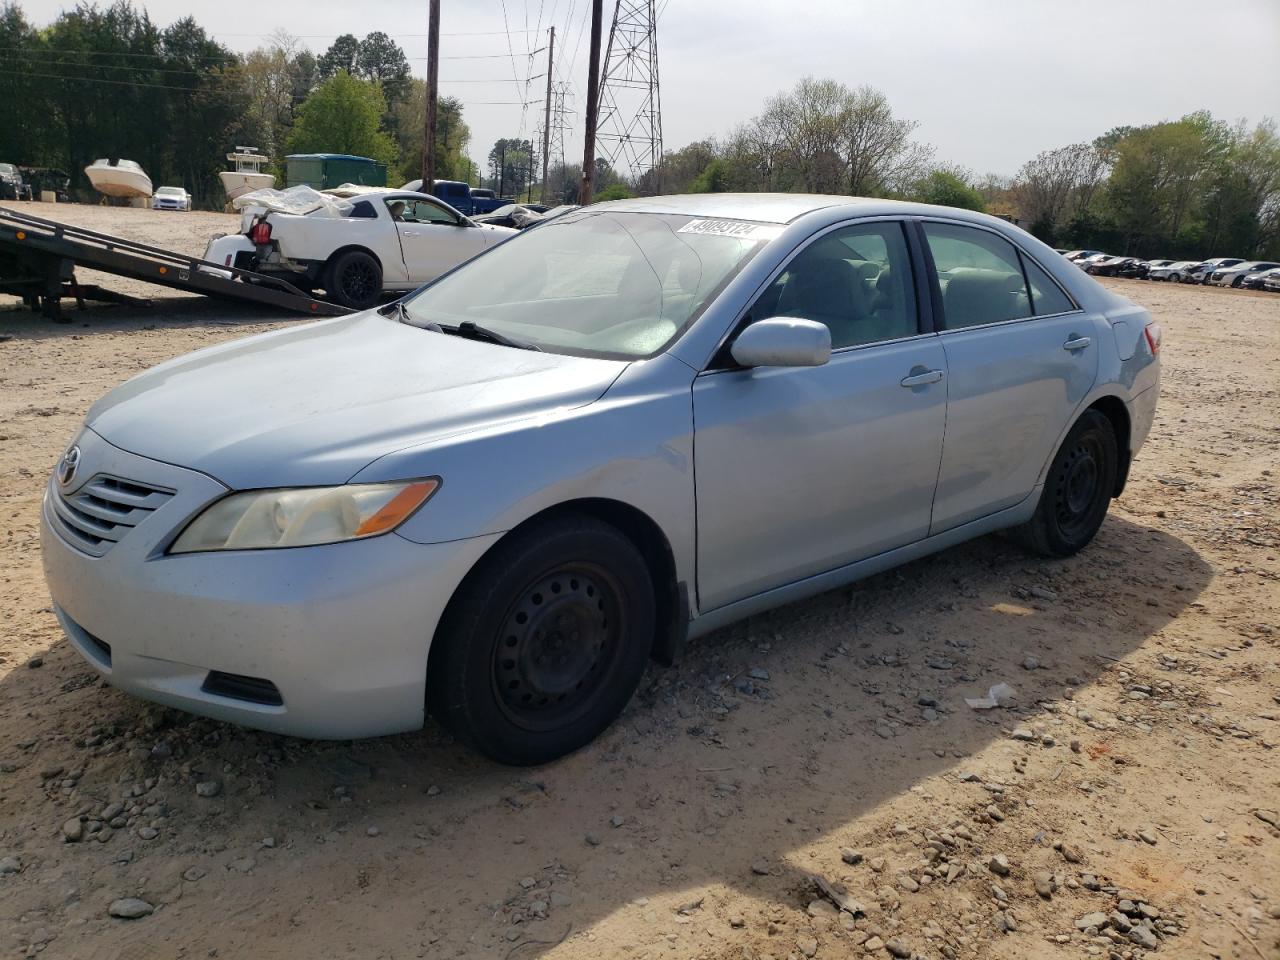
<box><xmin>595</xmin><ymin>192</ymin><xmax>1021</xmax><ymax>227</ymax></box>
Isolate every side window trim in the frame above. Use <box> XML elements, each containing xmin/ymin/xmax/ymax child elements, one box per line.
<box><xmin>916</xmin><ymin>216</ymin><xmax>1083</xmax><ymax>331</ymax></box>
<box><xmin>707</xmin><ymin>216</ymin><xmax>930</xmax><ymax>369</ymax></box>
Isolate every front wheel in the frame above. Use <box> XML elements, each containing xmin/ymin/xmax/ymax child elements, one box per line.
<box><xmin>1010</xmin><ymin>410</ymin><xmax>1118</xmax><ymax>558</ymax></box>
<box><xmin>428</xmin><ymin>516</ymin><xmax>655</xmax><ymax>765</ymax></box>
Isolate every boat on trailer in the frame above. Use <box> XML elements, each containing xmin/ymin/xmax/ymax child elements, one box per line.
<box><xmin>219</xmin><ymin>147</ymin><xmax>275</xmax><ymax>202</ymax></box>
<box><xmin>84</xmin><ymin>159</ymin><xmax>152</xmax><ymax>200</ymax></box>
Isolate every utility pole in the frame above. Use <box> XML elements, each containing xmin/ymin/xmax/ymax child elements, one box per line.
<box><xmin>421</xmin><ymin>0</ymin><xmax>440</xmax><ymax>187</ymax></box>
<box><xmin>540</xmin><ymin>26</ymin><xmax>555</xmax><ymax>203</ymax></box>
<box><xmin>578</xmin><ymin>0</ymin><xmax>603</xmax><ymax>206</ymax></box>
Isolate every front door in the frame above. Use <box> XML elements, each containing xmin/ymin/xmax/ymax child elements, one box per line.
<box><xmin>390</xmin><ymin>198</ymin><xmax>489</xmax><ymax>283</ymax></box>
<box><xmin>920</xmin><ymin>220</ymin><xmax>1100</xmax><ymax>533</ymax></box>
<box><xmin>692</xmin><ymin>220</ymin><xmax>948</xmax><ymax>611</ymax></box>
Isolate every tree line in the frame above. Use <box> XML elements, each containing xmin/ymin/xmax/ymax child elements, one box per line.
<box><xmin>0</xmin><ymin>1</ymin><xmax>471</xmax><ymax>206</ymax></box>
<box><xmin>3</xmin><ymin>1</ymin><xmax>1276</xmax><ymax>258</ymax></box>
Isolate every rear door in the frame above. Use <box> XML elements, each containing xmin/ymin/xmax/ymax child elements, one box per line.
<box><xmin>692</xmin><ymin>219</ymin><xmax>948</xmax><ymax>611</ymax></box>
<box><xmin>921</xmin><ymin>220</ymin><xmax>1099</xmax><ymax>534</ymax></box>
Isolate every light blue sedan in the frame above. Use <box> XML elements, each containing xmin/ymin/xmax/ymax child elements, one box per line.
<box><xmin>41</xmin><ymin>194</ymin><xmax>1162</xmax><ymax>764</ymax></box>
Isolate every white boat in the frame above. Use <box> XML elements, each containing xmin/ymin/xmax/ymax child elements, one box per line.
<box><xmin>219</xmin><ymin>147</ymin><xmax>275</xmax><ymax>201</ymax></box>
<box><xmin>84</xmin><ymin>158</ymin><xmax>152</xmax><ymax>199</ymax></box>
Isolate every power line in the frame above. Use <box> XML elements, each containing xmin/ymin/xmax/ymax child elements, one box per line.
<box><xmin>0</xmin><ymin>67</ymin><xmax>234</xmax><ymax>92</ymax></box>
<box><xmin>213</xmin><ymin>30</ymin><xmax>542</xmax><ymax>38</ymax></box>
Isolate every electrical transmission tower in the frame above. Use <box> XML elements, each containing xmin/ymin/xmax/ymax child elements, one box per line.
<box><xmin>533</xmin><ymin>83</ymin><xmax>573</xmax><ymax>201</ymax></box>
<box><xmin>596</xmin><ymin>0</ymin><xmax>662</xmax><ymax>187</ymax></box>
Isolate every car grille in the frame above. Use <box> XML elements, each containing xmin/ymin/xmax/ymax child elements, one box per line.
<box><xmin>49</xmin><ymin>474</ymin><xmax>174</xmax><ymax>556</ymax></box>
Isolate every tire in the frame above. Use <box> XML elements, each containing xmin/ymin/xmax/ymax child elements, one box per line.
<box><xmin>427</xmin><ymin>515</ymin><xmax>655</xmax><ymax>765</ymax></box>
<box><xmin>1010</xmin><ymin>410</ymin><xmax>1119</xmax><ymax>559</ymax></box>
<box><xmin>325</xmin><ymin>250</ymin><xmax>382</xmax><ymax>310</ymax></box>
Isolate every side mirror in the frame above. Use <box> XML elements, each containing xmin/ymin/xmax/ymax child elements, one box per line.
<box><xmin>730</xmin><ymin>318</ymin><xmax>831</xmax><ymax>368</ymax></box>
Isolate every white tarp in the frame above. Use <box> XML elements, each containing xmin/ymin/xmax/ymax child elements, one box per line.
<box><xmin>231</xmin><ymin>185</ymin><xmax>353</xmax><ymax>217</ymax></box>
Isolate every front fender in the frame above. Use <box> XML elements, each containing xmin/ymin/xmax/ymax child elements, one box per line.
<box><xmin>350</xmin><ymin>353</ymin><xmax>699</xmax><ymax>591</ymax></box>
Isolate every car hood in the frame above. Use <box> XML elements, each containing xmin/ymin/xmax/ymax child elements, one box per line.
<box><xmin>86</xmin><ymin>311</ymin><xmax>628</xmax><ymax>488</ymax></box>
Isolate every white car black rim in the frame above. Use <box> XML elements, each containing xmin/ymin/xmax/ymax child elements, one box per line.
<box><xmin>491</xmin><ymin>563</ymin><xmax>625</xmax><ymax>732</ymax></box>
<box><xmin>337</xmin><ymin>259</ymin><xmax>378</xmax><ymax>302</ymax></box>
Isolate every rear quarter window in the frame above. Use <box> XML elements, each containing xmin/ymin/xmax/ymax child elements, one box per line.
<box><xmin>1021</xmin><ymin>254</ymin><xmax>1076</xmax><ymax>316</ymax></box>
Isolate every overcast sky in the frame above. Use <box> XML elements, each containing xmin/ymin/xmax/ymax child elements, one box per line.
<box><xmin>20</xmin><ymin>0</ymin><xmax>1280</xmax><ymax>179</ymax></box>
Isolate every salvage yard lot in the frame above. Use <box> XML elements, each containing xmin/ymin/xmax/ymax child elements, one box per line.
<box><xmin>0</xmin><ymin>204</ymin><xmax>1277</xmax><ymax>960</ymax></box>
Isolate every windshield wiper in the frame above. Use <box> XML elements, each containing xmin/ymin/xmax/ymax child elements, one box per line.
<box><xmin>384</xmin><ymin>299</ymin><xmax>442</xmax><ymax>332</ymax></box>
<box><xmin>446</xmin><ymin>320</ymin><xmax>542</xmax><ymax>352</ymax></box>
<box><xmin>385</xmin><ymin>301</ymin><xmax>538</xmax><ymax>350</ymax></box>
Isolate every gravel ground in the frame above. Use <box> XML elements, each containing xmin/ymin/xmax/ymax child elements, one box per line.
<box><xmin>1</xmin><ymin>203</ymin><xmax>1278</xmax><ymax>960</ymax></box>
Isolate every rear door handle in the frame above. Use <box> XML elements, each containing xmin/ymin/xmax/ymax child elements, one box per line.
<box><xmin>900</xmin><ymin>369</ymin><xmax>945</xmax><ymax>388</ymax></box>
<box><xmin>1063</xmin><ymin>336</ymin><xmax>1091</xmax><ymax>351</ymax></box>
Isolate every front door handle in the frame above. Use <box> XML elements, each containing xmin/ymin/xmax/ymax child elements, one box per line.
<box><xmin>1063</xmin><ymin>335</ymin><xmax>1091</xmax><ymax>351</ymax></box>
<box><xmin>401</xmin><ymin>230</ymin><xmax>420</xmax><ymax>238</ymax></box>
<box><xmin>900</xmin><ymin>368</ymin><xmax>945</xmax><ymax>388</ymax></box>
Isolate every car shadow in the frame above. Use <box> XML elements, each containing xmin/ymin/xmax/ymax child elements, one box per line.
<box><xmin>0</xmin><ymin>514</ymin><xmax>1212</xmax><ymax>958</ymax></box>
<box><xmin>0</xmin><ymin>293</ymin><xmax>333</xmax><ymax>339</ymax></box>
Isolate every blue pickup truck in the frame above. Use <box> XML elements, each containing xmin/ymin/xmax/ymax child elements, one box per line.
<box><xmin>400</xmin><ymin>179</ymin><xmax>516</xmax><ymax>217</ymax></box>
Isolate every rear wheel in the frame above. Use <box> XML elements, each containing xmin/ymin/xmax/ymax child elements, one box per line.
<box><xmin>1010</xmin><ymin>410</ymin><xmax>1118</xmax><ymax>558</ymax></box>
<box><xmin>428</xmin><ymin>515</ymin><xmax>654</xmax><ymax>765</ymax></box>
<box><xmin>326</xmin><ymin>250</ymin><xmax>382</xmax><ymax>309</ymax></box>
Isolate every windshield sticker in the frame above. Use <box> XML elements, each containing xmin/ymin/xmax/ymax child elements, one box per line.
<box><xmin>678</xmin><ymin>218</ymin><xmax>782</xmax><ymax>240</ymax></box>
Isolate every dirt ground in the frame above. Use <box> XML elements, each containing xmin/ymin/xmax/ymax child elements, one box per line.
<box><xmin>1</xmin><ymin>202</ymin><xmax>1277</xmax><ymax>960</ymax></box>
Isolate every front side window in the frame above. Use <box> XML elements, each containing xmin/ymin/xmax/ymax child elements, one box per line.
<box><xmin>399</xmin><ymin>210</ymin><xmax>768</xmax><ymax>359</ymax></box>
<box><xmin>747</xmin><ymin>221</ymin><xmax>918</xmax><ymax>349</ymax></box>
<box><xmin>924</xmin><ymin>222</ymin><xmax>1033</xmax><ymax>330</ymax></box>
<box><xmin>387</xmin><ymin>198</ymin><xmax>455</xmax><ymax>224</ymax></box>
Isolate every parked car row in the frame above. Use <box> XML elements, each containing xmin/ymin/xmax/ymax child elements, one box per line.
<box><xmin>1056</xmin><ymin>250</ymin><xmax>1280</xmax><ymax>291</ymax></box>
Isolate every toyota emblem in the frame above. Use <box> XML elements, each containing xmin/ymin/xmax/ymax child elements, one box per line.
<box><xmin>58</xmin><ymin>445</ymin><xmax>81</xmax><ymax>487</ymax></box>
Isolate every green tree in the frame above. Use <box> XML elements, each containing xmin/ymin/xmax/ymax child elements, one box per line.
<box><xmin>0</xmin><ymin>3</ymin><xmax>48</xmax><ymax>164</ymax></box>
<box><xmin>357</xmin><ymin>31</ymin><xmax>410</xmax><ymax>105</ymax></box>
<box><xmin>487</xmin><ymin>137</ymin><xmax>534</xmax><ymax>196</ymax></box>
<box><xmin>317</xmin><ymin>33</ymin><xmax>360</xmax><ymax>80</ymax></box>
<box><xmin>911</xmin><ymin>168</ymin><xmax>986</xmax><ymax>212</ymax></box>
<box><xmin>594</xmin><ymin>183</ymin><xmax>632</xmax><ymax>202</ymax></box>
<box><xmin>393</xmin><ymin>81</ymin><xmax>469</xmax><ymax>184</ymax></box>
<box><xmin>690</xmin><ymin>158</ymin><xmax>730</xmax><ymax>193</ymax></box>
<box><xmin>285</xmin><ymin>70</ymin><xmax>397</xmax><ymax>166</ymax></box>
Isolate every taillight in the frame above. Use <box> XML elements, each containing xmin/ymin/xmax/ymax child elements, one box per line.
<box><xmin>249</xmin><ymin>220</ymin><xmax>272</xmax><ymax>245</ymax></box>
<box><xmin>1143</xmin><ymin>322</ymin><xmax>1162</xmax><ymax>356</ymax></box>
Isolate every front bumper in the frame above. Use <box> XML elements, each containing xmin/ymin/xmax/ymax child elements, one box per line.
<box><xmin>40</xmin><ymin>427</ymin><xmax>501</xmax><ymax>739</ymax></box>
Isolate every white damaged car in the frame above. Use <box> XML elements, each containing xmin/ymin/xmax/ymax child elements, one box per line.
<box><xmin>204</xmin><ymin>186</ymin><xmax>517</xmax><ymax>309</ymax></box>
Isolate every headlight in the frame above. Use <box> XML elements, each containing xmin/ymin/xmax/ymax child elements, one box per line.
<box><xmin>169</xmin><ymin>479</ymin><xmax>439</xmax><ymax>553</ymax></box>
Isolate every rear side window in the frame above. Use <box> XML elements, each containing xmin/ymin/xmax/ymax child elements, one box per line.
<box><xmin>924</xmin><ymin>222</ymin><xmax>1032</xmax><ymax>330</ymax></box>
<box><xmin>1020</xmin><ymin>254</ymin><xmax>1075</xmax><ymax>316</ymax></box>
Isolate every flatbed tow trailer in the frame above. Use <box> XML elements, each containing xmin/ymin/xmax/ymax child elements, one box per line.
<box><xmin>0</xmin><ymin>205</ymin><xmax>351</xmax><ymax>321</ymax></box>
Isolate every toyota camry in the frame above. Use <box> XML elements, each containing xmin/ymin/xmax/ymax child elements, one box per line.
<box><xmin>42</xmin><ymin>194</ymin><xmax>1161</xmax><ymax>765</ymax></box>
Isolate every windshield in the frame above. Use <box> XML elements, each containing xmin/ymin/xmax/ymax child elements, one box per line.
<box><xmin>0</xmin><ymin>163</ymin><xmax>15</xmax><ymax>176</ymax></box>
<box><xmin>399</xmin><ymin>210</ymin><xmax>772</xmax><ymax>359</ymax></box>
<box><xmin>157</xmin><ymin>187</ymin><xmax>183</xmax><ymax>195</ymax></box>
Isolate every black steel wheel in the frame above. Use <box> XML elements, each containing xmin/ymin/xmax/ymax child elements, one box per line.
<box><xmin>1010</xmin><ymin>410</ymin><xmax>1119</xmax><ymax>558</ymax></box>
<box><xmin>327</xmin><ymin>250</ymin><xmax>382</xmax><ymax>309</ymax></box>
<box><xmin>491</xmin><ymin>563</ymin><xmax>626</xmax><ymax>732</ymax></box>
<box><xmin>428</xmin><ymin>515</ymin><xmax>654</xmax><ymax>765</ymax></box>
